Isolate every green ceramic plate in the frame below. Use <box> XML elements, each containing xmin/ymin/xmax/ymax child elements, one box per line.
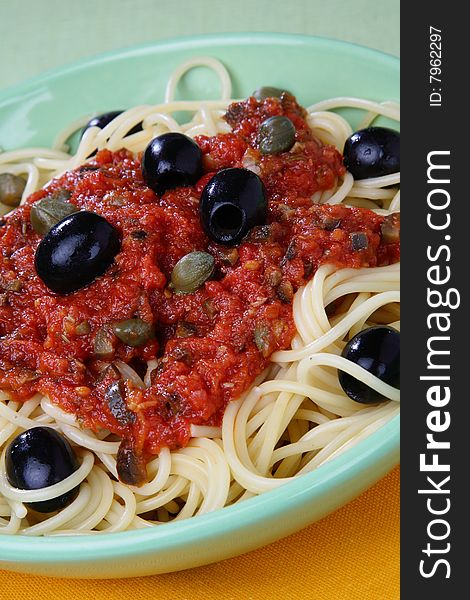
<box><xmin>0</xmin><ymin>33</ymin><xmax>399</xmax><ymax>579</ymax></box>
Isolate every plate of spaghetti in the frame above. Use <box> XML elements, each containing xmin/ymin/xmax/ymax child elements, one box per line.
<box><xmin>0</xmin><ymin>33</ymin><xmax>399</xmax><ymax>578</ymax></box>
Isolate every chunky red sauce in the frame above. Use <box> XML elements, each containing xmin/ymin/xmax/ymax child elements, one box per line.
<box><xmin>0</xmin><ymin>94</ymin><xmax>399</xmax><ymax>483</ymax></box>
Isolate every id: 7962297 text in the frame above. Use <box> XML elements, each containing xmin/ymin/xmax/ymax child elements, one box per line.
<box><xmin>429</xmin><ymin>26</ymin><xmax>442</xmax><ymax>107</ymax></box>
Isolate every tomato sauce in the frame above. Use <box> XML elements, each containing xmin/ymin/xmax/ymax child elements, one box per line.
<box><xmin>0</xmin><ymin>94</ymin><xmax>399</xmax><ymax>483</ymax></box>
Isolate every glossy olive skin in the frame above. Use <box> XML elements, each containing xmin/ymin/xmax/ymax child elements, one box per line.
<box><xmin>6</xmin><ymin>427</ymin><xmax>79</xmax><ymax>513</ymax></box>
<box><xmin>339</xmin><ymin>326</ymin><xmax>400</xmax><ymax>404</ymax></box>
<box><xmin>343</xmin><ymin>127</ymin><xmax>400</xmax><ymax>180</ymax></box>
<box><xmin>199</xmin><ymin>168</ymin><xmax>267</xmax><ymax>245</ymax></box>
<box><xmin>35</xmin><ymin>210</ymin><xmax>121</xmax><ymax>294</ymax></box>
<box><xmin>142</xmin><ymin>133</ymin><xmax>203</xmax><ymax>195</ymax></box>
<box><xmin>82</xmin><ymin>110</ymin><xmax>142</xmax><ymax>138</ymax></box>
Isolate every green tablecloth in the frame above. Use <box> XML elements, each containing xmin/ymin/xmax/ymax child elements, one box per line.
<box><xmin>1</xmin><ymin>0</ymin><xmax>399</xmax><ymax>90</ymax></box>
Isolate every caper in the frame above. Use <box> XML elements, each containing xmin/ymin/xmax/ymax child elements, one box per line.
<box><xmin>258</xmin><ymin>116</ymin><xmax>296</xmax><ymax>155</ymax></box>
<box><xmin>0</xmin><ymin>173</ymin><xmax>26</xmax><ymax>207</ymax></box>
<box><xmin>171</xmin><ymin>251</ymin><xmax>215</xmax><ymax>294</ymax></box>
<box><xmin>350</xmin><ymin>232</ymin><xmax>369</xmax><ymax>251</ymax></box>
<box><xmin>112</xmin><ymin>318</ymin><xmax>154</xmax><ymax>347</ymax></box>
<box><xmin>30</xmin><ymin>192</ymin><xmax>78</xmax><ymax>236</ymax></box>
<box><xmin>253</xmin><ymin>323</ymin><xmax>271</xmax><ymax>358</ymax></box>
<box><xmin>252</xmin><ymin>86</ymin><xmax>291</xmax><ymax>101</ymax></box>
<box><xmin>93</xmin><ymin>327</ymin><xmax>115</xmax><ymax>358</ymax></box>
<box><xmin>75</xmin><ymin>320</ymin><xmax>91</xmax><ymax>336</ymax></box>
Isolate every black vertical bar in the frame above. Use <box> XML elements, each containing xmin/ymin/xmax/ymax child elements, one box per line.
<box><xmin>401</xmin><ymin>4</ymin><xmax>466</xmax><ymax>597</ymax></box>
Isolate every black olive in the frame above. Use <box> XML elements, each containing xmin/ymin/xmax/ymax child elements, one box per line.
<box><xmin>81</xmin><ymin>111</ymin><xmax>142</xmax><ymax>138</ymax></box>
<box><xmin>106</xmin><ymin>380</ymin><xmax>136</xmax><ymax>426</ymax></box>
<box><xmin>5</xmin><ymin>427</ymin><xmax>79</xmax><ymax>513</ymax></box>
<box><xmin>343</xmin><ymin>127</ymin><xmax>400</xmax><ymax>180</ymax></box>
<box><xmin>350</xmin><ymin>231</ymin><xmax>369</xmax><ymax>251</ymax></box>
<box><xmin>35</xmin><ymin>210</ymin><xmax>121</xmax><ymax>294</ymax></box>
<box><xmin>142</xmin><ymin>133</ymin><xmax>203</xmax><ymax>195</ymax></box>
<box><xmin>199</xmin><ymin>168</ymin><xmax>267</xmax><ymax>245</ymax></box>
<box><xmin>338</xmin><ymin>326</ymin><xmax>400</xmax><ymax>404</ymax></box>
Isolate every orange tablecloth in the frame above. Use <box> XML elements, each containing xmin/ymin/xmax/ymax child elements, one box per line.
<box><xmin>0</xmin><ymin>467</ymin><xmax>399</xmax><ymax>599</ymax></box>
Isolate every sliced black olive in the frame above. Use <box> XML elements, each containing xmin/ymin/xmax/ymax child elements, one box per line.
<box><xmin>106</xmin><ymin>380</ymin><xmax>136</xmax><ymax>425</ymax></box>
<box><xmin>0</xmin><ymin>173</ymin><xmax>26</xmax><ymax>207</ymax></box>
<box><xmin>258</xmin><ymin>116</ymin><xmax>296</xmax><ymax>155</ymax></box>
<box><xmin>142</xmin><ymin>132</ymin><xmax>203</xmax><ymax>195</ymax></box>
<box><xmin>343</xmin><ymin>127</ymin><xmax>400</xmax><ymax>180</ymax></box>
<box><xmin>350</xmin><ymin>231</ymin><xmax>369</xmax><ymax>251</ymax></box>
<box><xmin>5</xmin><ymin>427</ymin><xmax>79</xmax><ymax>513</ymax></box>
<box><xmin>338</xmin><ymin>326</ymin><xmax>400</xmax><ymax>404</ymax></box>
<box><xmin>319</xmin><ymin>215</ymin><xmax>341</xmax><ymax>231</ymax></box>
<box><xmin>81</xmin><ymin>111</ymin><xmax>142</xmax><ymax>138</ymax></box>
<box><xmin>200</xmin><ymin>168</ymin><xmax>267</xmax><ymax>246</ymax></box>
<box><xmin>130</xmin><ymin>229</ymin><xmax>147</xmax><ymax>240</ymax></box>
<box><xmin>213</xmin><ymin>245</ymin><xmax>239</xmax><ymax>266</ymax></box>
<box><xmin>34</xmin><ymin>210</ymin><xmax>121</xmax><ymax>294</ymax></box>
<box><xmin>381</xmin><ymin>213</ymin><xmax>400</xmax><ymax>244</ymax></box>
<box><xmin>111</xmin><ymin>318</ymin><xmax>154</xmax><ymax>347</ymax></box>
<box><xmin>116</xmin><ymin>440</ymin><xmax>147</xmax><ymax>486</ymax></box>
<box><xmin>252</xmin><ymin>86</ymin><xmax>291</xmax><ymax>101</ymax></box>
<box><xmin>175</xmin><ymin>320</ymin><xmax>198</xmax><ymax>338</ymax></box>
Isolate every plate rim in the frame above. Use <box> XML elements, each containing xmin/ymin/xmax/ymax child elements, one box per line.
<box><xmin>0</xmin><ymin>31</ymin><xmax>399</xmax><ymax>100</ymax></box>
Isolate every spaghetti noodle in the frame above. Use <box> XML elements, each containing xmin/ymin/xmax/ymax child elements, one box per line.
<box><xmin>0</xmin><ymin>57</ymin><xmax>400</xmax><ymax>535</ymax></box>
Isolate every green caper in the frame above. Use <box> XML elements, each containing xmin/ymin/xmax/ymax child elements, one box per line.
<box><xmin>0</xmin><ymin>173</ymin><xmax>26</xmax><ymax>207</ymax></box>
<box><xmin>50</xmin><ymin>188</ymin><xmax>72</xmax><ymax>203</ymax></box>
<box><xmin>252</xmin><ymin>86</ymin><xmax>291</xmax><ymax>101</ymax></box>
<box><xmin>253</xmin><ymin>323</ymin><xmax>271</xmax><ymax>357</ymax></box>
<box><xmin>112</xmin><ymin>318</ymin><xmax>154</xmax><ymax>347</ymax></box>
<box><xmin>171</xmin><ymin>251</ymin><xmax>215</xmax><ymax>294</ymax></box>
<box><xmin>30</xmin><ymin>193</ymin><xmax>78</xmax><ymax>235</ymax></box>
<box><xmin>75</xmin><ymin>320</ymin><xmax>91</xmax><ymax>336</ymax></box>
<box><xmin>93</xmin><ymin>327</ymin><xmax>115</xmax><ymax>358</ymax></box>
<box><xmin>258</xmin><ymin>116</ymin><xmax>296</xmax><ymax>155</ymax></box>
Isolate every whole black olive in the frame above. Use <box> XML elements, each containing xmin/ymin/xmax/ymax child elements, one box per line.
<box><xmin>199</xmin><ymin>168</ymin><xmax>267</xmax><ymax>245</ymax></box>
<box><xmin>82</xmin><ymin>111</ymin><xmax>142</xmax><ymax>138</ymax></box>
<box><xmin>338</xmin><ymin>326</ymin><xmax>400</xmax><ymax>404</ymax></box>
<box><xmin>343</xmin><ymin>127</ymin><xmax>400</xmax><ymax>180</ymax></box>
<box><xmin>6</xmin><ymin>427</ymin><xmax>79</xmax><ymax>513</ymax></box>
<box><xmin>35</xmin><ymin>210</ymin><xmax>121</xmax><ymax>294</ymax></box>
<box><xmin>142</xmin><ymin>132</ymin><xmax>203</xmax><ymax>195</ymax></box>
